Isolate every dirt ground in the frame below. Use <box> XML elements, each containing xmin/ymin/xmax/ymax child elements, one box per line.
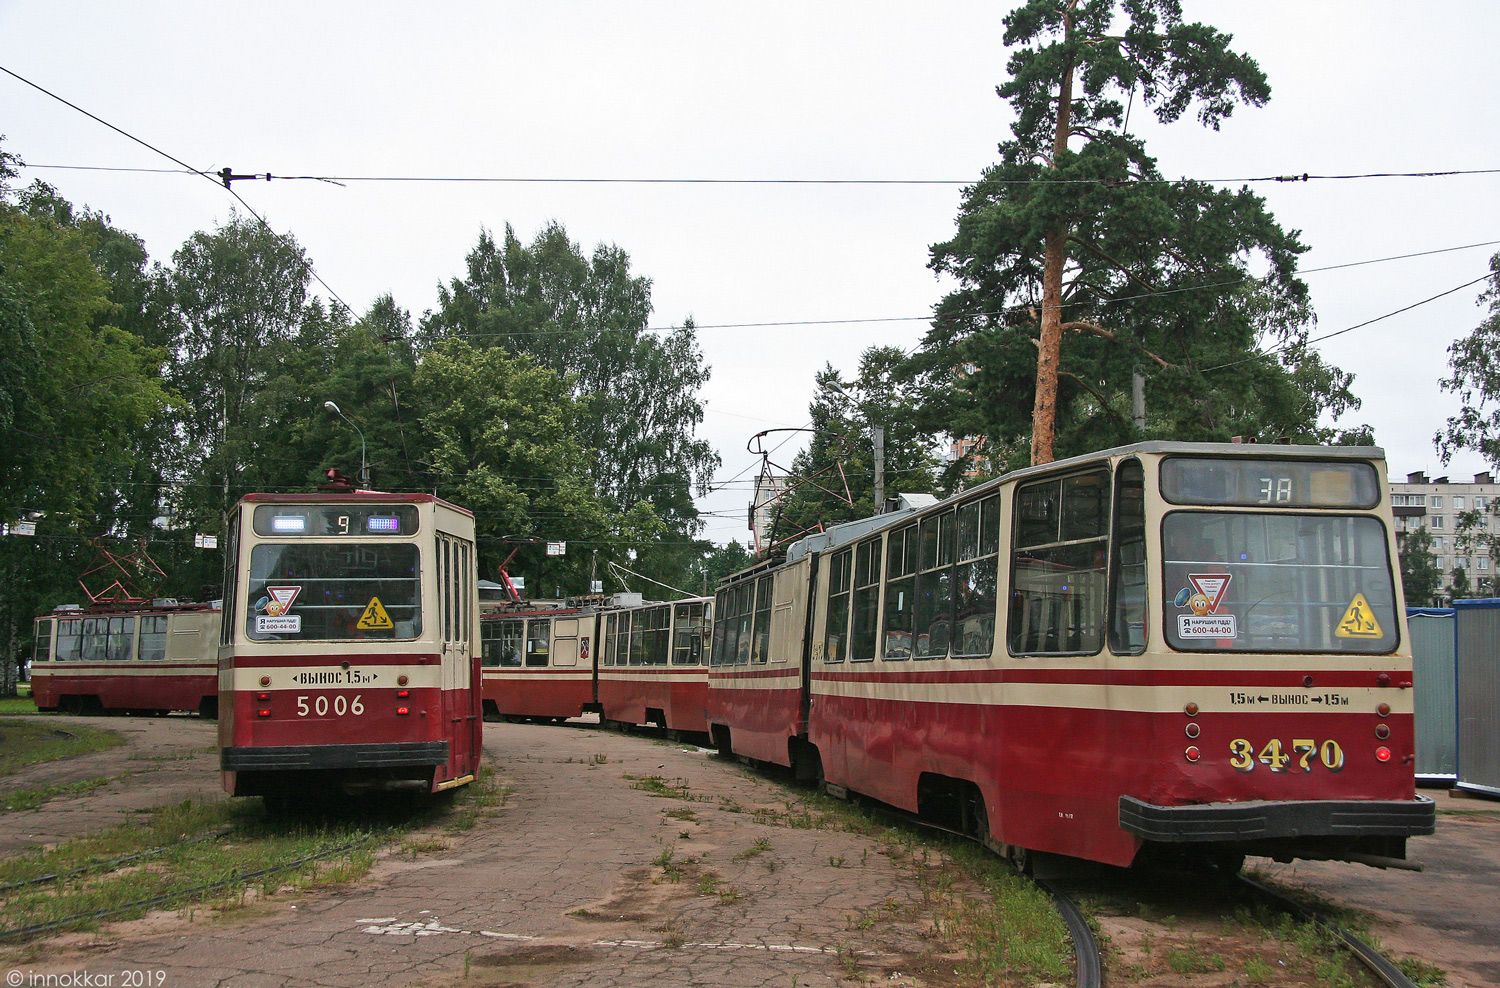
<box><xmin>1</xmin><ymin>715</ymin><xmax>1497</xmax><ymax>987</ymax></box>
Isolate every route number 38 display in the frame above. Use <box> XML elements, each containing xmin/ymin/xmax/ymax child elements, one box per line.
<box><xmin>1229</xmin><ymin>737</ymin><xmax>1344</xmax><ymax>772</ymax></box>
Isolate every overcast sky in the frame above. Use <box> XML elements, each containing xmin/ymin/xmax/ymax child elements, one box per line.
<box><xmin>3</xmin><ymin>1</ymin><xmax>1497</xmax><ymax>545</ymax></box>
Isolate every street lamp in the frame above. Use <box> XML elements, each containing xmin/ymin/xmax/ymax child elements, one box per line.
<box><xmin>823</xmin><ymin>382</ymin><xmax>885</xmax><ymax>510</ymax></box>
<box><xmin>323</xmin><ymin>401</ymin><xmax>368</xmax><ymax>488</ymax></box>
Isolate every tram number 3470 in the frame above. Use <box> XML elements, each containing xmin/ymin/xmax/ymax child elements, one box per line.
<box><xmin>295</xmin><ymin>694</ymin><xmax>365</xmax><ymax>717</ymax></box>
<box><xmin>1229</xmin><ymin>738</ymin><xmax>1344</xmax><ymax>773</ymax></box>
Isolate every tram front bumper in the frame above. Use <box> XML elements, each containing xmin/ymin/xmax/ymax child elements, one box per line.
<box><xmin>222</xmin><ymin>741</ymin><xmax>450</xmax><ymax>772</ymax></box>
<box><xmin>1119</xmin><ymin>794</ymin><xmax>1436</xmax><ymax>843</ymax></box>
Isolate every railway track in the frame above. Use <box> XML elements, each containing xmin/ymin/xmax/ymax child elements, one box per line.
<box><xmin>1238</xmin><ymin>873</ymin><xmax>1420</xmax><ymax>988</ymax></box>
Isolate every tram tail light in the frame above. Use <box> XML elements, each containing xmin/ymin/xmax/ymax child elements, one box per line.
<box><xmin>1375</xmin><ymin>746</ymin><xmax>1392</xmax><ymax>762</ymax></box>
<box><xmin>396</xmin><ymin>706</ymin><xmax>411</xmax><ymax>716</ymax></box>
<box><xmin>256</xmin><ymin>691</ymin><xmax>272</xmax><ymax>717</ymax></box>
<box><xmin>397</xmin><ymin>689</ymin><xmax>410</xmax><ymax>698</ymax></box>
<box><xmin>256</xmin><ymin>707</ymin><xmax>272</xmax><ymax>718</ymax></box>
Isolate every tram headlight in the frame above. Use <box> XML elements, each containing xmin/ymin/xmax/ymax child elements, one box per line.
<box><xmin>1184</xmin><ymin>702</ymin><xmax>1199</xmax><ymax>717</ymax></box>
<box><xmin>259</xmin><ymin>676</ymin><xmax>271</xmax><ymax>687</ymax></box>
<box><xmin>397</xmin><ymin>675</ymin><xmax>409</xmax><ymax>686</ymax></box>
<box><xmin>1377</xmin><ymin>702</ymin><xmax>1390</xmax><ymax>717</ymax></box>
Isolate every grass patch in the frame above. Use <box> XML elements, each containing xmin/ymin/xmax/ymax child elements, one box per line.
<box><xmin>624</xmin><ymin>774</ymin><xmax>696</xmax><ymax>800</ymax></box>
<box><xmin>0</xmin><ymin>719</ymin><xmax>122</xmax><ymax>777</ymax></box>
<box><xmin>0</xmin><ymin>769</ymin><xmax>509</xmax><ymax>943</ymax></box>
<box><xmin>0</xmin><ymin>697</ymin><xmax>40</xmax><ymax>716</ymax></box>
<box><xmin>1</xmin><ymin>777</ymin><xmax>113</xmax><ymax>812</ymax></box>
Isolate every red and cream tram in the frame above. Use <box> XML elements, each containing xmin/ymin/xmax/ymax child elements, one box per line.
<box><xmin>708</xmin><ymin>441</ymin><xmax>1434</xmax><ymax>870</ymax></box>
<box><xmin>480</xmin><ymin>602</ymin><xmax>598</xmax><ymax>722</ymax></box>
<box><xmin>30</xmin><ymin>600</ymin><xmax>220</xmax><ymax>717</ymax></box>
<box><xmin>479</xmin><ymin>595</ymin><xmax>714</xmax><ymax>735</ymax></box>
<box><xmin>218</xmin><ymin>492</ymin><xmax>482</xmax><ymax>799</ymax></box>
<box><xmin>598</xmin><ymin>596</ymin><xmax>713</xmax><ymax>735</ymax></box>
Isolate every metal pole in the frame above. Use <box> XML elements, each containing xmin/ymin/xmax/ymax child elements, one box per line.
<box><xmin>323</xmin><ymin>401</ymin><xmax>368</xmax><ymax>488</ymax></box>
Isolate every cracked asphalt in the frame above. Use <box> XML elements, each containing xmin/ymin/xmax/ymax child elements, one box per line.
<box><xmin>6</xmin><ymin>716</ymin><xmax>1500</xmax><ymax>987</ymax></box>
<box><xmin>2</xmin><ymin>718</ymin><xmax>960</xmax><ymax>987</ymax></box>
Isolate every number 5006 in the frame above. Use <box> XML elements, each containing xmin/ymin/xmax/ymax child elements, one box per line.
<box><xmin>296</xmin><ymin>694</ymin><xmax>364</xmax><ymax>717</ymax></box>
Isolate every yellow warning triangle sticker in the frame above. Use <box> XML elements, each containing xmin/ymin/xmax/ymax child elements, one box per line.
<box><xmin>357</xmin><ymin>596</ymin><xmax>394</xmax><ymax>630</ymax></box>
<box><xmin>1335</xmin><ymin>593</ymin><xmax>1383</xmax><ymax>639</ymax></box>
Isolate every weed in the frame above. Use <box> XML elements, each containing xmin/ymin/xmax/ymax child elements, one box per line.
<box><xmin>717</xmin><ymin>796</ymin><xmax>742</xmax><ymax>813</ymax></box>
<box><xmin>733</xmin><ymin>837</ymin><xmax>772</xmax><ymax>861</ymax></box>
<box><xmin>590</xmin><ymin>753</ymin><xmax>608</xmax><ymax>765</ymax></box>
<box><xmin>398</xmin><ymin>837</ymin><xmax>449</xmax><ymax>858</ymax></box>
<box><xmin>654</xmin><ymin>917</ymin><xmax>686</xmax><ymax>948</ymax></box>
<box><xmin>568</xmin><ymin>908</ymin><xmax>597</xmax><ymax>918</ymax></box>
<box><xmin>625</xmin><ymin>774</ymin><xmax>696</xmax><ymax>800</ymax></box>
<box><xmin>1244</xmin><ymin>955</ymin><xmax>1275</xmax><ymax>984</ymax></box>
<box><xmin>1165</xmin><ymin>945</ymin><xmax>1226</xmax><ymax>974</ymax></box>
<box><xmin>1396</xmin><ymin>957</ymin><xmax>1449</xmax><ymax>987</ymax></box>
<box><xmin>828</xmin><ymin>855</ymin><xmax>847</xmax><ymax>867</ymax></box>
<box><xmin>834</xmin><ymin>943</ymin><xmax>861</xmax><ymax>978</ymax></box>
<box><xmin>664</xmin><ymin>807</ymin><xmax>698</xmax><ymax>823</ymax></box>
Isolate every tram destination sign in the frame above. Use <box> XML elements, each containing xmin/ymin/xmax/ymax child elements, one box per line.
<box><xmin>1160</xmin><ymin>458</ymin><xmax>1379</xmax><ymax>509</ymax></box>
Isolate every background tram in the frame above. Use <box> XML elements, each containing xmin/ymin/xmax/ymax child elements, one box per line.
<box><xmin>218</xmin><ymin>492</ymin><xmax>483</xmax><ymax>800</ymax></box>
<box><xmin>30</xmin><ymin>600</ymin><xmax>221</xmax><ymax>717</ymax></box>
<box><xmin>480</xmin><ymin>594</ymin><xmax>714</xmax><ymax>736</ymax></box>
<box><xmin>708</xmin><ymin>441</ymin><xmax>1434</xmax><ymax>871</ymax></box>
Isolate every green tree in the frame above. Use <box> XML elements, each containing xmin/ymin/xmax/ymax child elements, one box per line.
<box><xmin>772</xmin><ymin>348</ymin><xmax>942</xmax><ymax>545</ymax></box>
<box><xmin>0</xmin><ymin>152</ymin><xmax>173</xmax><ymax>691</ymax></box>
<box><xmin>1449</xmin><ymin>564</ymin><xmax>1471</xmax><ymax>600</ymax></box>
<box><xmin>409</xmin><ymin>338</ymin><xmax>651</xmax><ymax>593</ymax></box>
<box><xmin>1438</xmin><ymin>251</ymin><xmax>1500</xmax><ymax>469</ymax></box>
<box><xmin>1397</xmin><ymin>528</ymin><xmax>1443</xmax><ymax>608</ymax></box>
<box><xmin>163</xmin><ymin>211</ymin><xmax>318</xmax><ymax>527</ymax></box>
<box><xmin>912</xmin><ymin>0</ymin><xmax>1366</xmax><ymax>468</ymax></box>
<box><xmin>425</xmin><ymin>222</ymin><xmax>719</xmax><ymax>586</ymax></box>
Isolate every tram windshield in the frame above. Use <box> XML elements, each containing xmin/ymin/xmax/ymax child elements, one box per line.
<box><xmin>1162</xmin><ymin>512</ymin><xmax>1398</xmax><ymax>653</ymax></box>
<box><xmin>245</xmin><ymin>543</ymin><xmax>422</xmax><ymax>641</ymax></box>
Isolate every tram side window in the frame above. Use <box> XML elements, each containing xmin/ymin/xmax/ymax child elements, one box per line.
<box><xmin>55</xmin><ymin>619</ymin><xmax>80</xmax><ymax>661</ymax></box>
<box><xmin>33</xmin><ymin>619</ymin><xmax>52</xmax><ymax>664</ymax></box>
<box><xmin>850</xmin><ymin>539</ymin><xmax>880</xmax><ymax>661</ymax></box>
<box><xmin>883</xmin><ymin>525</ymin><xmax>916</xmax><ymax>659</ymax></box>
<box><xmin>1109</xmin><ymin>460</ymin><xmax>1148</xmax><ymax>655</ymax></box>
<box><xmin>1009</xmin><ymin>470</ymin><xmax>1109</xmax><ymax>656</ymax></box>
<box><xmin>482</xmin><ymin>619</ymin><xmax>524</xmax><ymax>667</ymax></box>
<box><xmin>751</xmin><ymin>578</ymin><xmax>772</xmax><ymax>663</ymax></box>
<box><xmin>914</xmin><ymin>511</ymin><xmax>955</xmax><ymax>658</ymax></box>
<box><xmin>140</xmin><ymin>616</ymin><xmax>169</xmax><ymax>661</ymax></box>
<box><xmin>221</xmin><ymin>509</ymin><xmax>240</xmax><ymax>647</ymax></box>
<box><xmin>714</xmin><ymin>589</ymin><xmax>736</xmax><ymax>667</ymax></box>
<box><xmin>80</xmin><ymin>618</ymin><xmax>108</xmax><ymax>661</ymax></box>
<box><xmin>954</xmin><ymin>495</ymin><xmax>1001</xmax><ymax>656</ymax></box>
<box><xmin>674</xmin><ymin>602</ymin><xmax>707</xmax><ymax>665</ymax></box>
<box><xmin>731</xmin><ymin>582</ymin><xmax>753</xmax><ymax>664</ymax></box>
<box><xmin>106</xmin><ymin>617</ymin><xmax>135</xmax><ymax>661</ymax></box>
<box><xmin>645</xmin><ymin>606</ymin><xmax>670</xmax><ymax>665</ymax></box>
<box><xmin>525</xmin><ymin>619</ymin><xmax>550</xmax><ymax>666</ymax></box>
<box><xmin>602</xmin><ymin>613</ymin><xmax>618</xmax><ymax>666</ymax></box>
<box><xmin>824</xmin><ymin>548</ymin><xmax>852</xmax><ymax>662</ymax></box>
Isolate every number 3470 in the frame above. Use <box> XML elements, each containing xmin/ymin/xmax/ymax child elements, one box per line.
<box><xmin>296</xmin><ymin>694</ymin><xmax>364</xmax><ymax>717</ymax></box>
<box><xmin>1229</xmin><ymin>738</ymin><xmax>1344</xmax><ymax>773</ymax></box>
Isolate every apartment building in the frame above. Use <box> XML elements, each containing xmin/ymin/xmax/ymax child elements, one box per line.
<box><xmin>1390</xmin><ymin>470</ymin><xmax>1498</xmax><ymax>591</ymax></box>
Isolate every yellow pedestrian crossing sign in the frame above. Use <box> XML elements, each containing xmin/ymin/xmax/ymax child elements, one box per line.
<box><xmin>357</xmin><ymin>596</ymin><xmax>394</xmax><ymax>630</ymax></box>
<box><xmin>1335</xmin><ymin>593</ymin><xmax>1383</xmax><ymax>639</ymax></box>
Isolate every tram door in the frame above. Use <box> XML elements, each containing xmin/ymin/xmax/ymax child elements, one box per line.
<box><xmin>437</xmin><ymin>532</ymin><xmax>478</xmax><ymax>772</ymax></box>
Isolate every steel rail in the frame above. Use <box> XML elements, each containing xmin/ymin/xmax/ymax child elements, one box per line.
<box><xmin>1238</xmin><ymin>874</ymin><xmax>1418</xmax><ymax>988</ymax></box>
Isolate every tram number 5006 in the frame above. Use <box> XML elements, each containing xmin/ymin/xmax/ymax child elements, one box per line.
<box><xmin>1229</xmin><ymin>738</ymin><xmax>1344</xmax><ymax>773</ymax></box>
<box><xmin>296</xmin><ymin>694</ymin><xmax>365</xmax><ymax>717</ymax></box>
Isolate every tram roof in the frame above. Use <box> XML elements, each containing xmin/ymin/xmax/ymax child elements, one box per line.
<box><xmin>783</xmin><ymin>440</ymin><xmax>1385</xmax><ymax>564</ymax></box>
<box><xmin>235</xmin><ymin>490</ymin><xmax>474</xmax><ymax>517</ymax></box>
